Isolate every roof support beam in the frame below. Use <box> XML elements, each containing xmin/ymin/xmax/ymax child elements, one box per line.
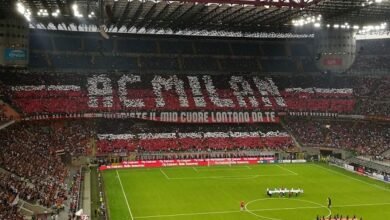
<box><xmin>163</xmin><ymin>0</ymin><xmax>322</xmax><ymax>8</ymax></box>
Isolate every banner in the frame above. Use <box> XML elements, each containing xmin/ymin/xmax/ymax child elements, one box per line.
<box><xmin>280</xmin><ymin>159</ymin><xmax>307</xmax><ymax>163</ymax></box>
<box><xmin>99</xmin><ymin>157</ymin><xmax>275</xmax><ymax>170</ymax></box>
<box><xmin>365</xmin><ymin>115</ymin><xmax>390</xmax><ymax>122</ymax></box>
<box><xmin>356</xmin><ymin>167</ymin><xmax>365</xmax><ymax>175</ymax></box>
<box><xmin>24</xmin><ymin>111</ymin><xmax>280</xmax><ymax>123</ymax></box>
<box><xmin>4</xmin><ymin>48</ymin><xmax>27</xmax><ymax>61</ymax></box>
<box><xmin>343</xmin><ymin>164</ymin><xmax>354</xmax><ymax>171</ymax></box>
<box><xmin>288</xmin><ymin>111</ymin><xmax>338</xmax><ymax>117</ymax></box>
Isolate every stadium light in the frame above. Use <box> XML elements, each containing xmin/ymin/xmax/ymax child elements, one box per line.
<box><xmin>52</xmin><ymin>9</ymin><xmax>60</xmax><ymax>17</ymax></box>
<box><xmin>16</xmin><ymin>2</ymin><xmax>25</xmax><ymax>14</ymax></box>
<box><xmin>292</xmin><ymin>14</ymin><xmax>322</xmax><ymax>28</ymax></box>
<box><xmin>37</xmin><ymin>9</ymin><xmax>49</xmax><ymax>17</ymax></box>
<box><xmin>363</xmin><ymin>0</ymin><xmax>384</xmax><ymax>6</ymax></box>
<box><xmin>16</xmin><ymin>2</ymin><xmax>31</xmax><ymax>21</ymax></box>
<box><xmin>88</xmin><ymin>11</ymin><xmax>95</xmax><ymax>19</ymax></box>
<box><xmin>72</xmin><ymin>3</ymin><xmax>83</xmax><ymax>18</ymax></box>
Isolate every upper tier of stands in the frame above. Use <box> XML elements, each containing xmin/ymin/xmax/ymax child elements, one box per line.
<box><xmin>30</xmin><ymin>31</ymin><xmax>300</xmax><ymax>56</ymax></box>
<box><xmin>28</xmin><ymin>31</ymin><xmax>390</xmax><ymax>74</ymax></box>
<box><xmin>28</xmin><ymin>30</ymin><xmax>313</xmax><ymax>73</ymax></box>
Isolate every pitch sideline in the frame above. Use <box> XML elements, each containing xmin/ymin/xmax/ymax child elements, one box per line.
<box><xmin>312</xmin><ymin>164</ymin><xmax>390</xmax><ymax>192</ymax></box>
<box><xmin>116</xmin><ymin>170</ymin><xmax>135</xmax><ymax>220</ymax></box>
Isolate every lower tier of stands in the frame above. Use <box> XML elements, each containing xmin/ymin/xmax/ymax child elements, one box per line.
<box><xmin>284</xmin><ymin>118</ymin><xmax>390</xmax><ymax>156</ymax></box>
<box><xmin>97</xmin><ymin>131</ymin><xmax>293</xmax><ymax>154</ymax></box>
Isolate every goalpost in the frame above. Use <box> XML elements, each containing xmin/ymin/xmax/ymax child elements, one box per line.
<box><xmin>207</xmin><ymin>153</ymin><xmax>234</xmax><ymax>167</ymax></box>
<box><xmin>206</xmin><ymin>150</ymin><xmax>234</xmax><ymax>168</ymax></box>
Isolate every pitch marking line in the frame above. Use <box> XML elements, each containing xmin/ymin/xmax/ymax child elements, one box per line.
<box><xmin>133</xmin><ymin>201</ymin><xmax>390</xmax><ymax>219</ymax></box>
<box><xmin>245</xmin><ymin>165</ymin><xmax>253</xmax><ymax>170</ymax></box>
<box><xmin>192</xmin><ymin>167</ymin><xmax>199</xmax><ymax>172</ymax></box>
<box><xmin>245</xmin><ymin>198</ymin><xmax>331</xmax><ymax>220</ymax></box>
<box><xmin>166</xmin><ymin>173</ymin><xmax>297</xmax><ymax>180</ymax></box>
<box><xmin>134</xmin><ymin>209</ymin><xmax>239</xmax><ymax>219</ymax></box>
<box><xmin>160</xmin><ymin>168</ymin><xmax>170</xmax><ymax>180</ymax></box>
<box><xmin>276</xmin><ymin>164</ymin><xmax>298</xmax><ymax>175</ymax></box>
<box><xmin>193</xmin><ymin>167</ymin><xmax>252</xmax><ymax>172</ymax></box>
<box><xmin>116</xmin><ymin>170</ymin><xmax>135</xmax><ymax>220</ymax></box>
<box><xmin>313</xmin><ymin>164</ymin><xmax>390</xmax><ymax>192</ymax></box>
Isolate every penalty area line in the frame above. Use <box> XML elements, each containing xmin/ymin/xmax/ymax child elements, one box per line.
<box><xmin>116</xmin><ymin>170</ymin><xmax>135</xmax><ymax>220</ymax></box>
<box><xmin>276</xmin><ymin>164</ymin><xmax>298</xmax><ymax>175</ymax></box>
<box><xmin>160</xmin><ymin>168</ymin><xmax>170</xmax><ymax>180</ymax></box>
<box><xmin>167</xmin><ymin>173</ymin><xmax>296</xmax><ymax>180</ymax></box>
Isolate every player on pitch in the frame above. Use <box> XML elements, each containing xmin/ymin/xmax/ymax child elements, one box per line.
<box><xmin>240</xmin><ymin>201</ymin><xmax>245</xmax><ymax>211</ymax></box>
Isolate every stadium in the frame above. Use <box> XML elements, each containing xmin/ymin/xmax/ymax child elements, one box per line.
<box><xmin>0</xmin><ymin>0</ymin><xmax>390</xmax><ymax>219</ymax></box>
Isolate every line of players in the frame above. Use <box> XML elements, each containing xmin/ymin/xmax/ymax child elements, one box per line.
<box><xmin>266</xmin><ymin>188</ymin><xmax>304</xmax><ymax>197</ymax></box>
<box><xmin>317</xmin><ymin>214</ymin><xmax>363</xmax><ymax>220</ymax></box>
<box><xmin>239</xmin><ymin>188</ymin><xmax>304</xmax><ymax>211</ymax></box>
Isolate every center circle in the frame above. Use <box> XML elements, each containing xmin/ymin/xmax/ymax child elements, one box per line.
<box><xmin>245</xmin><ymin>198</ymin><xmax>331</xmax><ymax>220</ymax></box>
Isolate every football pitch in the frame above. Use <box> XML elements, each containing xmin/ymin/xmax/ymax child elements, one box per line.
<box><xmin>102</xmin><ymin>163</ymin><xmax>390</xmax><ymax>220</ymax></box>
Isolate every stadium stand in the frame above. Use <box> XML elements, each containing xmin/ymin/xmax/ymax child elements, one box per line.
<box><xmin>284</xmin><ymin>118</ymin><xmax>390</xmax><ymax>156</ymax></box>
<box><xmin>0</xmin><ymin>5</ymin><xmax>390</xmax><ymax>219</ymax></box>
<box><xmin>0</xmin><ymin>179</ymin><xmax>24</xmax><ymax>220</ymax></box>
<box><xmin>0</xmin><ymin>121</ymin><xmax>92</xmax><ymax>209</ymax></box>
<box><xmin>95</xmin><ymin>120</ymin><xmax>294</xmax><ymax>155</ymax></box>
<box><xmin>28</xmin><ymin>30</ymin><xmax>317</xmax><ymax>73</ymax></box>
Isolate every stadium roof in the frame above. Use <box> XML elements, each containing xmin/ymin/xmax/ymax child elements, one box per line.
<box><xmin>3</xmin><ymin>0</ymin><xmax>390</xmax><ymax>34</ymax></box>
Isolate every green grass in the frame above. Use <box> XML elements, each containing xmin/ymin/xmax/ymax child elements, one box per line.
<box><xmin>102</xmin><ymin>163</ymin><xmax>390</xmax><ymax>220</ymax></box>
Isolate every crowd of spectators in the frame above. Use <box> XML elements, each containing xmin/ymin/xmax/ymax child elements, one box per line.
<box><xmin>0</xmin><ymin>80</ymin><xmax>7</xmax><ymax>121</ymax></box>
<box><xmin>0</xmin><ymin>70</ymin><xmax>390</xmax><ymax>117</ymax></box>
<box><xmin>356</xmin><ymin>99</ymin><xmax>390</xmax><ymax>116</ymax></box>
<box><xmin>0</xmin><ymin>103</ymin><xmax>6</xmax><ymax>121</ymax></box>
<box><xmin>349</xmin><ymin>55</ymin><xmax>390</xmax><ymax>72</ymax></box>
<box><xmin>0</xmin><ymin>71</ymin><xmax>364</xmax><ymax>115</ymax></box>
<box><xmin>0</xmin><ymin>172</ymin><xmax>24</xmax><ymax>220</ymax></box>
<box><xmin>0</xmin><ymin>171</ymin><xmax>60</xmax><ymax>210</ymax></box>
<box><xmin>358</xmin><ymin>40</ymin><xmax>390</xmax><ymax>55</ymax></box>
<box><xmin>0</xmin><ymin>121</ymin><xmax>92</xmax><ymax>209</ymax></box>
<box><xmin>68</xmin><ymin>169</ymin><xmax>83</xmax><ymax>217</ymax></box>
<box><xmin>96</xmin><ymin>120</ymin><xmax>295</xmax><ymax>154</ymax></box>
<box><xmin>284</xmin><ymin>118</ymin><xmax>390</xmax><ymax>156</ymax></box>
<box><xmin>136</xmin><ymin>149</ymin><xmax>275</xmax><ymax>160</ymax></box>
<box><xmin>349</xmin><ymin>76</ymin><xmax>390</xmax><ymax>116</ymax></box>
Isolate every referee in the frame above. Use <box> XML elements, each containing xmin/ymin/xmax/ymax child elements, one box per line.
<box><xmin>327</xmin><ymin>197</ymin><xmax>332</xmax><ymax>208</ymax></box>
